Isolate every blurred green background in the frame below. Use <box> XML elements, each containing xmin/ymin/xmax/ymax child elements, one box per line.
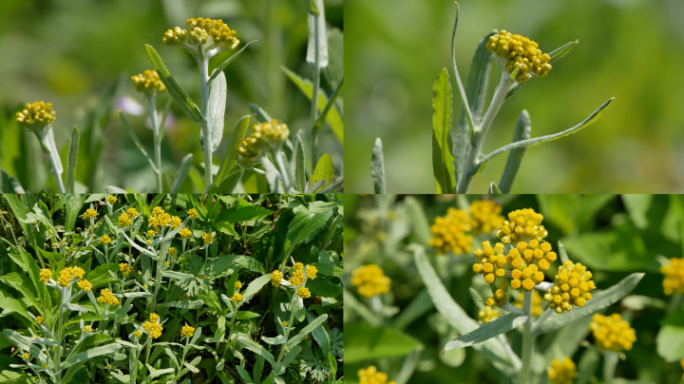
<box><xmin>0</xmin><ymin>0</ymin><xmax>343</xmax><ymax>192</ymax></box>
<box><xmin>345</xmin><ymin>0</ymin><xmax>684</xmax><ymax>193</ymax></box>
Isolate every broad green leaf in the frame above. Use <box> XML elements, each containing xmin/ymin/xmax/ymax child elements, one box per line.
<box><xmin>216</xmin><ymin>116</ymin><xmax>250</xmax><ymax>184</ymax></box>
<box><xmin>287</xmin><ymin>206</ymin><xmax>334</xmax><ymax>247</ymax></box>
<box><xmin>344</xmin><ymin>323</ymin><xmax>422</xmax><ymax>364</ymax></box>
<box><xmin>287</xmin><ymin>314</ymin><xmax>328</xmax><ymax>349</ymax></box>
<box><xmin>145</xmin><ymin>45</ymin><xmax>205</xmax><ymax>124</ymax></box>
<box><xmin>275</xmin><ymin>345</ymin><xmax>303</xmax><ymax>376</ymax></box>
<box><xmin>449</xmin><ymin>4</ymin><xmax>475</xmax><ymax>140</ymax></box>
<box><xmin>467</xmin><ymin>98</ymin><xmax>615</xmax><ymax>176</ymax></box>
<box><xmin>64</xmin><ymin>194</ymin><xmax>86</xmax><ymax>234</ymax></box>
<box><xmin>656</xmin><ymin>308</ymin><xmax>684</xmax><ymax>362</ymax></box>
<box><xmin>549</xmin><ymin>40</ymin><xmax>579</xmax><ymax>63</ymax></box>
<box><xmin>201</xmin><ymin>71</ymin><xmax>226</xmax><ymax>153</ymax></box>
<box><xmin>295</xmin><ymin>135</ymin><xmax>306</xmax><ymax>192</ymax></box>
<box><xmin>0</xmin><ymin>371</ymin><xmax>33</xmax><ymax>384</ymax></box>
<box><xmin>371</xmin><ymin>138</ymin><xmax>386</xmax><ymax>194</ymax></box>
<box><xmin>208</xmin><ymin>41</ymin><xmax>257</xmax><ymax>83</ymax></box>
<box><xmin>120</xmin><ymin>112</ymin><xmax>158</xmax><ymax>173</ymax></box>
<box><xmin>218</xmin><ymin>205</ymin><xmax>272</xmax><ymax>223</ymax></box>
<box><xmin>170</xmin><ymin>154</ymin><xmax>193</xmax><ymax>193</ymax></box>
<box><xmin>0</xmin><ymin>296</ymin><xmax>32</xmax><ymax>322</ymax></box>
<box><xmin>432</xmin><ymin>68</ymin><xmax>455</xmax><ymax>194</ymax></box>
<box><xmin>498</xmin><ymin>110</ymin><xmax>531</xmax><ymax>193</ymax></box>
<box><xmin>305</xmin><ymin>0</ymin><xmax>328</xmax><ymax>67</ymax></box>
<box><xmin>66</xmin><ymin>126</ymin><xmax>80</xmax><ymax>193</ymax></box>
<box><xmin>236</xmin><ymin>366</ymin><xmax>252</xmax><ymax>383</ymax></box>
<box><xmin>237</xmin><ymin>336</ymin><xmax>276</xmax><ymax>366</ymax></box>
<box><xmin>533</xmin><ymin>273</ymin><xmax>644</xmax><ymax>336</ymax></box>
<box><xmin>311</xmin><ymin>153</ymin><xmax>335</xmax><ymax>190</ymax></box>
<box><xmin>0</xmin><ymin>168</ymin><xmax>25</xmax><ymax>193</ymax></box>
<box><xmin>283</xmin><ymin>67</ymin><xmax>343</xmax><ymax>144</ymax></box>
<box><xmin>242</xmin><ymin>274</ymin><xmax>271</xmax><ymax>303</ymax></box>
<box><xmin>444</xmin><ymin>313</ymin><xmax>527</xmax><ymax>351</ymax></box>
<box><xmin>62</xmin><ymin>343</ymin><xmax>122</xmax><ymax>369</ymax></box>
<box><xmin>307</xmin><ymin>312</ymin><xmax>330</xmax><ymax>356</ymax></box>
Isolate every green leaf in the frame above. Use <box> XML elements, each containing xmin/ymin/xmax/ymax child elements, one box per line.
<box><xmin>0</xmin><ymin>296</ymin><xmax>32</xmax><ymax>322</ymax></box>
<box><xmin>0</xmin><ymin>168</ymin><xmax>25</xmax><ymax>193</ymax></box>
<box><xmin>467</xmin><ymin>98</ymin><xmax>615</xmax><ymax>176</ymax></box>
<box><xmin>120</xmin><ymin>112</ymin><xmax>159</xmax><ymax>173</ymax></box>
<box><xmin>657</xmin><ymin>307</ymin><xmax>684</xmax><ymax>362</ymax></box>
<box><xmin>66</xmin><ymin>126</ymin><xmax>80</xmax><ymax>193</ymax></box>
<box><xmin>444</xmin><ymin>313</ymin><xmax>528</xmax><ymax>351</ymax></box>
<box><xmin>344</xmin><ymin>323</ymin><xmax>422</xmax><ymax>364</ymax></box>
<box><xmin>404</xmin><ymin>197</ymin><xmax>431</xmax><ymax>247</ymax></box>
<box><xmin>295</xmin><ymin>135</ymin><xmax>307</xmax><ymax>192</ymax></box>
<box><xmin>305</xmin><ymin>0</ymin><xmax>328</xmax><ymax>67</ymax></box>
<box><xmin>283</xmin><ymin>67</ymin><xmax>343</xmax><ymax>144</ymax></box>
<box><xmin>549</xmin><ymin>40</ymin><xmax>579</xmax><ymax>64</ymax></box>
<box><xmin>145</xmin><ymin>44</ymin><xmax>205</xmax><ymax>124</ymax></box>
<box><xmin>248</xmin><ymin>103</ymin><xmax>272</xmax><ymax>124</ymax></box>
<box><xmin>201</xmin><ymin>71</ymin><xmax>226</xmax><ymax>153</ymax></box>
<box><xmin>371</xmin><ymin>138</ymin><xmax>386</xmax><ymax>194</ymax></box>
<box><xmin>313</xmin><ymin>77</ymin><xmax>344</xmax><ymax>137</ymax></box>
<box><xmin>218</xmin><ymin>205</ymin><xmax>272</xmax><ymax>223</ymax></box>
<box><xmin>450</xmin><ymin>3</ymin><xmax>475</xmax><ymax>140</ymax></box>
<box><xmin>242</xmin><ymin>274</ymin><xmax>271</xmax><ymax>303</ymax></box>
<box><xmin>533</xmin><ymin>273</ymin><xmax>644</xmax><ymax>336</ymax></box>
<box><xmin>287</xmin><ymin>314</ymin><xmax>328</xmax><ymax>348</ymax></box>
<box><xmin>216</xmin><ymin>115</ymin><xmax>250</xmax><ymax>184</ymax></box>
<box><xmin>237</xmin><ymin>336</ymin><xmax>276</xmax><ymax>366</ymax></box>
<box><xmin>393</xmin><ymin>289</ymin><xmax>434</xmax><ymax>331</ymax></box>
<box><xmin>302</xmin><ymin>0</ymin><xmax>320</xmax><ymax>15</ymax></box>
<box><xmin>489</xmin><ymin>182</ymin><xmax>502</xmax><ymax>194</ymax></box>
<box><xmin>431</xmin><ymin>68</ymin><xmax>455</xmax><ymax>194</ymax></box>
<box><xmin>208</xmin><ymin>41</ymin><xmax>257</xmax><ymax>83</ymax></box>
<box><xmin>287</xmin><ymin>206</ymin><xmax>334</xmax><ymax>247</ymax></box>
<box><xmin>311</xmin><ymin>153</ymin><xmax>335</xmax><ymax>189</ymax></box>
<box><xmin>307</xmin><ymin>313</ymin><xmax>330</xmax><ymax>356</ymax></box>
<box><xmin>65</xmin><ymin>194</ymin><xmax>86</xmax><ymax>233</ymax></box>
<box><xmin>170</xmin><ymin>154</ymin><xmax>193</xmax><ymax>193</ymax></box>
<box><xmin>62</xmin><ymin>343</ymin><xmax>122</xmax><ymax>369</ymax></box>
<box><xmin>498</xmin><ymin>110</ymin><xmax>531</xmax><ymax>193</ymax></box>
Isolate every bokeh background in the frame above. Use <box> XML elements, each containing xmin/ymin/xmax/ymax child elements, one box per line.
<box><xmin>345</xmin><ymin>0</ymin><xmax>684</xmax><ymax>193</ymax></box>
<box><xmin>0</xmin><ymin>0</ymin><xmax>343</xmax><ymax>192</ymax></box>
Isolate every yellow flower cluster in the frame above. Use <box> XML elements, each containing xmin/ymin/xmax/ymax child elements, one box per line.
<box><xmin>187</xmin><ymin>209</ymin><xmax>198</xmax><ymax>219</ymax></box>
<box><xmin>544</xmin><ymin>261</ymin><xmax>595</xmax><ymax>314</ymax></box>
<box><xmin>232</xmin><ymin>292</ymin><xmax>243</xmax><ymax>303</ymax></box>
<box><xmin>57</xmin><ymin>266</ymin><xmax>86</xmax><ymax>287</ymax></box>
<box><xmin>82</xmin><ymin>209</ymin><xmax>98</xmax><ymax>220</ymax></box>
<box><xmin>163</xmin><ymin>17</ymin><xmax>239</xmax><ymax>51</ymax></box>
<box><xmin>485</xmin><ymin>280</ymin><xmax>509</xmax><ymax>308</ymax></box>
<box><xmin>134</xmin><ymin>330</ymin><xmax>142</xmax><ymax>338</ymax></box>
<box><xmin>238</xmin><ymin>120</ymin><xmax>290</xmax><ymax>164</ymax></box>
<box><xmin>131</xmin><ymin>70</ymin><xmax>166</xmax><ymax>95</ymax></box>
<box><xmin>100</xmin><ymin>235</ymin><xmax>111</xmax><ymax>244</ymax></box>
<box><xmin>22</xmin><ymin>352</ymin><xmax>30</xmax><ymax>360</ymax></box>
<box><xmin>271</xmin><ymin>270</ymin><xmax>283</xmax><ymax>287</ymax></box>
<box><xmin>179</xmin><ymin>228</ymin><xmax>192</xmax><ymax>239</ymax></box>
<box><xmin>149</xmin><ymin>206</ymin><xmax>171</xmax><ymax>228</ymax></box>
<box><xmin>478</xmin><ymin>305</ymin><xmax>500</xmax><ymax>324</ymax></box>
<box><xmin>351</xmin><ymin>264</ymin><xmax>391</xmax><ymax>298</ymax></box>
<box><xmin>162</xmin><ymin>26</ymin><xmax>188</xmax><ymax>46</ymax></box>
<box><xmin>106</xmin><ymin>195</ymin><xmax>117</xmax><ymax>204</ymax></box>
<box><xmin>290</xmin><ymin>270</ymin><xmax>305</xmax><ymax>286</ymax></box>
<box><xmin>78</xmin><ymin>279</ymin><xmax>93</xmax><ymax>292</ymax></box>
<box><xmin>128</xmin><ymin>208</ymin><xmax>139</xmax><ymax>218</ymax></box>
<box><xmin>170</xmin><ymin>216</ymin><xmax>182</xmax><ymax>230</ymax></box>
<box><xmin>496</xmin><ymin>208</ymin><xmax>547</xmax><ymax>245</ymax></box>
<box><xmin>486</xmin><ymin>30</ymin><xmax>552</xmax><ymax>83</ymax></box>
<box><xmin>358</xmin><ymin>366</ymin><xmax>396</xmax><ymax>384</ymax></box>
<box><xmin>142</xmin><ymin>313</ymin><xmax>163</xmax><ymax>339</ymax></box>
<box><xmin>473</xmin><ymin>241</ymin><xmax>506</xmax><ymax>284</ymax></box>
<box><xmin>514</xmin><ymin>290</ymin><xmax>544</xmax><ymax>317</ymax></box>
<box><xmin>428</xmin><ymin>208</ymin><xmax>473</xmax><ymax>255</ymax></box>
<box><xmin>97</xmin><ymin>288</ymin><xmax>119</xmax><ymax>306</ymax></box>
<box><xmin>118</xmin><ymin>213</ymin><xmax>132</xmax><ymax>227</ymax></box>
<box><xmin>661</xmin><ymin>257</ymin><xmax>684</xmax><ymax>295</ymax></box>
<box><xmin>235</xmin><ymin>281</ymin><xmax>242</xmax><ymax>290</ymax></box>
<box><xmin>36</xmin><ymin>316</ymin><xmax>44</xmax><ymax>325</ymax></box>
<box><xmin>146</xmin><ymin>230</ymin><xmax>156</xmax><ymax>239</ymax></box>
<box><xmin>16</xmin><ymin>101</ymin><xmax>56</xmax><ymax>130</ymax></box>
<box><xmin>297</xmin><ymin>287</ymin><xmax>311</xmax><ymax>299</ymax></box>
<box><xmin>507</xmin><ymin>241</ymin><xmax>555</xmax><ymax>290</ymax></box>
<box><xmin>306</xmin><ymin>265</ymin><xmax>318</xmax><ymax>280</ymax></box>
<box><xmin>40</xmin><ymin>269</ymin><xmax>52</xmax><ymax>283</ymax></box>
<box><xmin>181</xmin><ymin>323</ymin><xmax>195</xmax><ymax>338</ymax></box>
<box><xmin>84</xmin><ymin>325</ymin><xmax>93</xmax><ymax>333</ymax></box>
<box><xmin>119</xmin><ymin>263</ymin><xmax>133</xmax><ymax>277</ymax></box>
<box><xmin>589</xmin><ymin>313</ymin><xmax>636</xmax><ymax>352</ymax></box>
<box><xmin>168</xmin><ymin>247</ymin><xmax>177</xmax><ymax>257</ymax></box>
<box><xmin>470</xmin><ymin>200</ymin><xmax>504</xmax><ymax>235</ymax></box>
<box><xmin>202</xmin><ymin>232</ymin><xmax>214</xmax><ymax>245</ymax></box>
<box><xmin>547</xmin><ymin>357</ymin><xmax>576</xmax><ymax>384</ymax></box>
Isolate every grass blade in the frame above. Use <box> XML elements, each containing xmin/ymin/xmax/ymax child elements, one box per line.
<box><xmin>498</xmin><ymin>110</ymin><xmax>531</xmax><ymax>193</ymax></box>
<box><xmin>65</xmin><ymin>126</ymin><xmax>80</xmax><ymax>193</ymax></box>
<box><xmin>202</xmin><ymin>71</ymin><xmax>226</xmax><ymax>153</ymax></box>
<box><xmin>450</xmin><ymin>2</ymin><xmax>475</xmax><ymax>141</ymax></box>
<box><xmin>145</xmin><ymin>44</ymin><xmax>205</xmax><ymax>124</ymax></box>
<box><xmin>371</xmin><ymin>137</ymin><xmax>386</xmax><ymax>194</ymax></box>
<box><xmin>432</xmin><ymin>68</ymin><xmax>456</xmax><ymax>193</ymax></box>
<box><xmin>295</xmin><ymin>135</ymin><xmax>306</xmax><ymax>191</ymax></box>
<box><xmin>313</xmin><ymin>77</ymin><xmax>343</xmax><ymax>137</ymax></box>
<box><xmin>468</xmin><ymin>98</ymin><xmax>615</xmax><ymax>176</ymax></box>
<box><xmin>215</xmin><ymin>115</ymin><xmax>250</xmax><ymax>184</ymax></box>
<box><xmin>119</xmin><ymin>112</ymin><xmax>159</xmax><ymax>174</ymax></box>
<box><xmin>208</xmin><ymin>41</ymin><xmax>257</xmax><ymax>83</ymax></box>
<box><xmin>170</xmin><ymin>153</ymin><xmax>193</xmax><ymax>193</ymax></box>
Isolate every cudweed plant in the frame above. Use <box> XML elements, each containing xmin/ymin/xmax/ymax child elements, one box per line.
<box><xmin>369</xmin><ymin>3</ymin><xmax>615</xmax><ymax>194</ymax></box>
<box><xmin>0</xmin><ymin>193</ymin><xmax>344</xmax><ymax>384</ymax></box>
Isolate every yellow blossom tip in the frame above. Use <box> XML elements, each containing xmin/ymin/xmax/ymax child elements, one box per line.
<box><xmin>352</xmin><ymin>264</ymin><xmax>391</xmax><ymax>298</ymax></box>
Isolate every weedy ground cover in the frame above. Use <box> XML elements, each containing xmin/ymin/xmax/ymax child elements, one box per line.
<box><xmin>0</xmin><ymin>193</ymin><xmax>343</xmax><ymax>383</ymax></box>
<box><xmin>344</xmin><ymin>194</ymin><xmax>684</xmax><ymax>384</ymax></box>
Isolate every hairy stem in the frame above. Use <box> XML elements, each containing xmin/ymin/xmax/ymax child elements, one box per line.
<box><xmin>518</xmin><ymin>290</ymin><xmax>535</xmax><ymax>384</ymax></box>
<box><xmin>603</xmin><ymin>351</ymin><xmax>619</xmax><ymax>384</ymax></box>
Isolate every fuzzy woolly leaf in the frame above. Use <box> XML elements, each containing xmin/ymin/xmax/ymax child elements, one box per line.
<box><xmin>66</xmin><ymin>126</ymin><xmax>79</xmax><ymax>193</ymax></box>
<box><xmin>237</xmin><ymin>336</ymin><xmax>276</xmax><ymax>366</ymax></box>
<box><xmin>286</xmin><ymin>314</ymin><xmax>328</xmax><ymax>349</ymax></box>
<box><xmin>371</xmin><ymin>138</ymin><xmax>386</xmax><ymax>194</ymax></box>
<box><xmin>201</xmin><ymin>71</ymin><xmax>227</xmax><ymax>153</ymax></box>
<box><xmin>444</xmin><ymin>313</ymin><xmax>528</xmax><ymax>351</ymax></box>
<box><xmin>498</xmin><ymin>110</ymin><xmax>531</xmax><ymax>193</ymax></box>
<box><xmin>215</xmin><ymin>115</ymin><xmax>250</xmax><ymax>185</ymax></box>
<box><xmin>62</xmin><ymin>343</ymin><xmax>122</xmax><ymax>369</ymax></box>
<box><xmin>432</xmin><ymin>68</ymin><xmax>455</xmax><ymax>194</ymax></box>
<box><xmin>295</xmin><ymin>135</ymin><xmax>307</xmax><ymax>192</ymax></box>
<box><xmin>305</xmin><ymin>0</ymin><xmax>328</xmax><ymax>68</ymax></box>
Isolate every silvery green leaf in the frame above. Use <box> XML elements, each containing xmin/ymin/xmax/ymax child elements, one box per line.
<box><xmin>489</xmin><ymin>182</ymin><xmax>502</xmax><ymax>194</ymax></box>
<box><xmin>215</xmin><ymin>115</ymin><xmax>250</xmax><ymax>184</ymax></box>
<box><xmin>248</xmin><ymin>103</ymin><xmax>273</xmax><ymax>123</ymax></box>
<box><xmin>431</xmin><ymin>69</ymin><xmax>456</xmax><ymax>194</ymax></box>
<box><xmin>261</xmin><ymin>335</ymin><xmax>287</xmax><ymax>345</ymax></box>
<box><xmin>62</xmin><ymin>343</ymin><xmax>122</xmax><ymax>369</ymax></box>
<box><xmin>306</xmin><ymin>0</ymin><xmax>328</xmax><ymax>68</ymax></box>
<box><xmin>0</xmin><ymin>168</ymin><xmax>25</xmax><ymax>193</ymax></box>
<box><xmin>241</xmin><ymin>274</ymin><xmax>272</xmax><ymax>304</ymax></box>
<box><xmin>66</xmin><ymin>126</ymin><xmax>79</xmax><ymax>193</ymax></box>
<box><xmin>403</xmin><ymin>197</ymin><xmax>430</xmax><ymax>247</ymax></box>
<box><xmin>208</xmin><ymin>41</ymin><xmax>257</xmax><ymax>83</ymax></box>
<box><xmin>444</xmin><ymin>313</ymin><xmax>527</xmax><ymax>351</ymax></box>
<box><xmin>201</xmin><ymin>71</ymin><xmax>227</xmax><ymax>153</ymax></box>
<box><xmin>498</xmin><ymin>110</ymin><xmax>531</xmax><ymax>193</ymax></box>
<box><xmin>295</xmin><ymin>135</ymin><xmax>307</xmax><ymax>192</ymax></box>
<box><xmin>275</xmin><ymin>346</ymin><xmax>303</xmax><ymax>375</ymax></box>
<box><xmin>104</xmin><ymin>186</ymin><xmax>128</xmax><ymax>194</ymax></box>
<box><xmin>371</xmin><ymin>138</ymin><xmax>386</xmax><ymax>194</ymax></box>
<box><xmin>449</xmin><ymin>4</ymin><xmax>475</xmax><ymax>139</ymax></box>
<box><xmin>549</xmin><ymin>40</ymin><xmax>579</xmax><ymax>63</ymax></box>
<box><xmin>286</xmin><ymin>314</ymin><xmax>328</xmax><ymax>349</ymax></box>
<box><xmin>237</xmin><ymin>336</ymin><xmax>276</xmax><ymax>366</ymax></box>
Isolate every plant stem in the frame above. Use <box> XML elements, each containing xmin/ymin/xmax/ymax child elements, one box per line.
<box><xmin>273</xmin><ymin>148</ymin><xmax>291</xmax><ymax>192</ymax></box>
<box><xmin>518</xmin><ymin>290</ymin><xmax>535</xmax><ymax>384</ymax></box>
<box><xmin>37</xmin><ymin>129</ymin><xmax>66</xmax><ymax>193</ymax></box>
<box><xmin>603</xmin><ymin>351</ymin><xmax>619</xmax><ymax>384</ymax></box>
<box><xmin>148</xmin><ymin>95</ymin><xmax>162</xmax><ymax>192</ymax></box>
<box><xmin>198</xmin><ymin>55</ymin><xmax>213</xmax><ymax>188</ymax></box>
<box><xmin>275</xmin><ymin>292</ymin><xmax>299</xmax><ymax>367</ymax></box>
<box><xmin>456</xmin><ymin>73</ymin><xmax>515</xmax><ymax>193</ymax></box>
<box><xmin>309</xmin><ymin>17</ymin><xmax>321</xmax><ymax>173</ymax></box>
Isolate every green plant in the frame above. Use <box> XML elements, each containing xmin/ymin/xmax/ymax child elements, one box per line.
<box><xmin>368</xmin><ymin>4</ymin><xmax>614</xmax><ymax>194</ymax></box>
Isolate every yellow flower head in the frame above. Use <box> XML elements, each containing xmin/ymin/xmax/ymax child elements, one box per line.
<box><xmin>472</xmin><ymin>240</ymin><xmax>507</xmax><ymax>285</ymax></box>
<box><xmin>486</xmin><ymin>30</ymin><xmax>552</xmax><ymax>83</ymax></box>
<box><xmin>548</xmin><ymin>357</ymin><xmax>576</xmax><ymax>384</ymax></box>
<box><xmin>164</xmin><ymin>17</ymin><xmax>239</xmax><ymax>52</ymax></box>
<box><xmin>146</xmin><ymin>230</ymin><xmax>156</xmax><ymax>239</ymax></box>
<box><xmin>84</xmin><ymin>325</ymin><xmax>93</xmax><ymax>333</ymax></box>
<box><xmin>127</xmin><ymin>208</ymin><xmax>139</xmax><ymax>218</ymax></box>
<box><xmin>97</xmin><ymin>288</ymin><xmax>119</xmax><ymax>306</ymax></box>
<box><xmin>504</xmin><ymin>240</ymin><xmax>555</xmax><ymax>290</ymax></box>
<box><xmin>202</xmin><ymin>232</ymin><xmax>214</xmax><ymax>245</ymax></box>
<box><xmin>187</xmin><ymin>208</ymin><xmax>198</xmax><ymax>220</ymax></box>
<box><xmin>306</xmin><ymin>265</ymin><xmax>318</xmax><ymax>280</ymax></box>
<box><xmin>256</xmin><ymin>120</ymin><xmax>289</xmax><ymax>143</ymax></box>
<box><xmin>428</xmin><ymin>208</ymin><xmax>473</xmax><ymax>255</ymax></box>
<box><xmin>170</xmin><ymin>216</ymin><xmax>182</xmax><ymax>230</ymax></box>
<box><xmin>82</xmin><ymin>209</ymin><xmax>98</xmax><ymax>220</ymax></box>
<box><xmin>271</xmin><ymin>270</ymin><xmax>283</xmax><ymax>287</ymax></box>
<box><xmin>297</xmin><ymin>287</ymin><xmax>311</xmax><ymax>299</ymax></box>
<box><xmin>181</xmin><ymin>323</ymin><xmax>195</xmax><ymax>338</ymax></box>
<box><xmin>149</xmin><ymin>323</ymin><xmax>163</xmax><ymax>339</ymax></box>
<box><xmin>231</xmin><ymin>292</ymin><xmax>243</xmax><ymax>303</ymax></box>
<box><xmin>496</xmin><ymin>208</ymin><xmax>547</xmax><ymax>245</ymax></box>
<box><xmin>57</xmin><ymin>267</ymin><xmax>75</xmax><ymax>287</ymax></box>
<box><xmin>168</xmin><ymin>247</ymin><xmax>177</xmax><ymax>257</ymax></box>
<box><xmin>544</xmin><ymin>261</ymin><xmax>595</xmax><ymax>314</ymax></box>
<box><xmin>358</xmin><ymin>366</ymin><xmax>396</xmax><ymax>384</ymax></box>
<box><xmin>119</xmin><ymin>263</ymin><xmax>133</xmax><ymax>277</ymax></box>
<box><xmin>39</xmin><ymin>268</ymin><xmax>52</xmax><ymax>283</ymax></box>
<box><xmin>106</xmin><ymin>195</ymin><xmax>117</xmax><ymax>204</ymax></box>
<box><xmin>179</xmin><ymin>228</ymin><xmax>192</xmax><ymax>240</ymax></box>
<box><xmin>351</xmin><ymin>264</ymin><xmax>391</xmax><ymax>298</ymax></box>
<box><xmin>72</xmin><ymin>266</ymin><xmax>86</xmax><ymax>280</ymax></box>
<box><xmin>589</xmin><ymin>313</ymin><xmax>636</xmax><ymax>352</ymax></box>
<box><xmin>289</xmin><ymin>270</ymin><xmax>306</xmax><ymax>286</ymax></box>
<box><xmin>294</xmin><ymin>262</ymin><xmax>305</xmax><ymax>272</ymax></box>
<box><xmin>478</xmin><ymin>305</ymin><xmax>500</xmax><ymax>324</ymax></box>
<box><xmin>100</xmin><ymin>235</ymin><xmax>112</xmax><ymax>245</ymax></box>
<box><xmin>131</xmin><ymin>70</ymin><xmax>166</xmax><ymax>95</ymax></box>
<box><xmin>661</xmin><ymin>257</ymin><xmax>684</xmax><ymax>295</ymax></box>
<box><xmin>118</xmin><ymin>213</ymin><xmax>132</xmax><ymax>227</ymax></box>
<box><xmin>36</xmin><ymin>316</ymin><xmax>44</xmax><ymax>325</ymax></box>
<box><xmin>514</xmin><ymin>290</ymin><xmax>544</xmax><ymax>317</ymax></box>
<box><xmin>16</xmin><ymin>101</ymin><xmax>56</xmax><ymax>131</ymax></box>
<box><xmin>22</xmin><ymin>352</ymin><xmax>30</xmax><ymax>360</ymax></box>
<box><xmin>470</xmin><ymin>200</ymin><xmax>504</xmax><ymax>235</ymax></box>
<box><xmin>162</xmin><ymin>26</ymin><xmax>188</xmax><ymax>46</ymax></box>
<box><xmin>78</xmin><ymin>279</ymin><xmax>93</xmax><ymax>292</ymax></box>
<box><xmin>238</xmin><ymin>135</ymin><xmax>261</xmax><ymax>165</ymax></box>
<box><xmin>134</xmin><ymin>330</ymin><xmax>142</xmax><ymax>338</ymax></box>
<box><xmin>235</xmin><ymin>280</ymin><xmax>242</xmax><ymax>290</ymax></box>
<box><xmin>149</xmin><ymin>313</ymin><xmax>160</xmax><ymax>323</ymax></box>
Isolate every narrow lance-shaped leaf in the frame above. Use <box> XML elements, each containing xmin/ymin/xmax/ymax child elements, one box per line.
<box><xmin>157</xmin><ymin>96</ymin><xmax>173</xmax><ymax>145</ymax></box>
<box><xmin>549</xmin><ymin>40</ymin><xmax>579</xmax><ymax>63</ymax></box>
<box><xmin>302</xmin><ymin>0</ymin><xmax>320</xmax><ymax>15</ymax></box>
<box><xmin>208</xmin><ymin>41</ymin><xmax>257</xmax><ymax>83</ymax></box>
<box><xmin>295</xmin><ymin>135</ymin><xmax>307</xmax><ymax>192</ymax></box>
<box><xmin>498</xmin><ymin>110</ymin><xmax>531</xmax><ymax>193</ymax></box>
<box><xmin>248</xmin><ymin>103</ymin><xmax>272</xmax><ymax>123</ymax></box>
<box><xmin>432</xmin><ymin>68</ymin><xmax>456</xmax><ymax>193</ymax></box>
<box><xmin>201</xmin><ymin>71</ymin><xmax>226</xmax><ymax>153</ymax></box>
<box><xmin>306</xmin><ymin>0</ymin><xmax>328</xmax><ymax>68</ymax></box>
<box><xmin>450</xmin><ymin>3</ymin><xmax>475</xmax><ymax>140</ymax></box>
<box><xmin>467</xmin><ymin>98</ymin><xmax>615</xmax><ymax>176</ymax></box>
<box><xmin>286</xmin><ymin>314</ymin><xmax>328</xmax><ymax>348</ymax></box>
<box><xmin>371</xmin><ymin>137</ymin><xmax>386</xmax><ymax>194</ymax></box>
<box><xmin>170</xmin><ymin>153</ymin><xmax>193</xmax><ymax>193</ymax></box>
<box><xmin>215</xmin><ymin>115</ymin><xmax>250</xmax><ymax>185</ymax></box>
<box><xmin>120</xmin><ymin>112</ymin><xmax>159</xmax><ymax>174</ymax></box>
<box><xmin>237</xmin><ymin>336</ymin><xmax>276</xmax><ymax>366</ymax></box>
<box><xmin>444</xmin><ymin>313</ymin><xmax>528</xmax><ymax>351</ymax></box>
<box><xmin>66</xmin><ymin>126</ymin><xmax>80</xmax><ymax>193</ymax></box>
<box><xmin>489</xmin><ymin>182</ymin><xmax>502</xmax><ymax>194</ymax></box>
<box><xmin>313</xmin><ymin>77</ymin><xmax>343</xmax><ymax>137</ymax></box>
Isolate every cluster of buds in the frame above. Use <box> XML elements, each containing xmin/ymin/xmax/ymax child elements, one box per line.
<box><xmin>149</xmin><ymin>206</ymin><xmax>172</xmax><ymax>228</ymax></box>
<box><xmin>106</xmin><ymin>195</ymin><xmax>117</xmax><ymax>205</ymax></box>
<box><xmin>351</xmin><ymin>264</ymin><xmax>391</xmax><ymax>298</ymax></box>
<box><xmin>478</xmin><ymin>305</ymin><xmax>500</xmax><ymax>324</ymax></box>
<box><xmin>547</xmin><ymin>357</ymin><xmax>576</xmax><ymax>384</ymax></box>
<box><xmin>469</xmin><ymin>200</ymin><xmax>505</xmax><ymax>234</ymax></box>
<box><xmin>496</xmin><ymin>208</ymin><xmax>547</xmax><ymax>245</ymax></box>
<box><xmin>358</xmin><ymin>366</ymin><xmax>396</xmax><ymax>384</ymax></box>
<box><xmin>543</xmin><ymin>260</ymin><xmax>595</xmax><ymax>314</ymax></box>
<box><xmin>81</xmin><ymin>208</ymin><xmax>99</xmax><ymax>220</ymax></box>
<box><xmin>181</xmin><ymin>323</ymin><xmax>195</xmax><ymax>338</ymax></box>
<box><xmin>485</xmin><ymin>280</ymin><xmax>509</xmax><ymax>308</ymax></box>
<box><xmin>486</xmin><ymin>30</ymin><xmax>552</xmax><ymax>83</ymax></box>
<box><xmin>131</xmin><ymin>70</ymin><xmax>166</xmax><ymax>96</ymax></box>
<box><xmin>163</xmin><ymin>18</ymin><xmax>239</xmax><ymax>53</ymax></box>
<box><xmin>119</xmin><ymin>263</ymin><xmax>133</xmax><ymax>277</ymax></box>
<box><xmin>52</xmin><ymin>266</ymin><xmax>86</xmax><ymax>287</ymax></box>
<box><xmin>271</xmin><ymin>263</ymin><xmax>317</xmax><ymax>299</ymax></box>
<box><xmin>16</xmin><ymin>101</ymin><xmax>56</xmax><ymax>132</ymax></box>
<box><xmin>179</xmin><ymin>227</ymin><xmax>192</xmax><ymax>240</ymax></box>
<box><xmin>428</xmin><ymin>207</ymin><xmax>473</xmax><ymax>255</ymax></box>
<box><xmin>589</xmin><ymin>313</ymin><xmax>636</xmax><ymax>352</ymax></box>
<box><xmin>97</xmin><ymin>288</ymin><xmax>120</xmax><ymax>306</ymax></box>
<box><xmin>142</xmin><ymin>313</ymin><xmax>163</xmax><ymax>339</ymax></box>
<box><xmin>661</xmin><ymin>257</ymin><xmax>684</xmax><ymax>295</ymax></box>
<box><xmin>238</xmin><ymin>120</ymin><xmax>290</xmax><ymax>165</ymax></box>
